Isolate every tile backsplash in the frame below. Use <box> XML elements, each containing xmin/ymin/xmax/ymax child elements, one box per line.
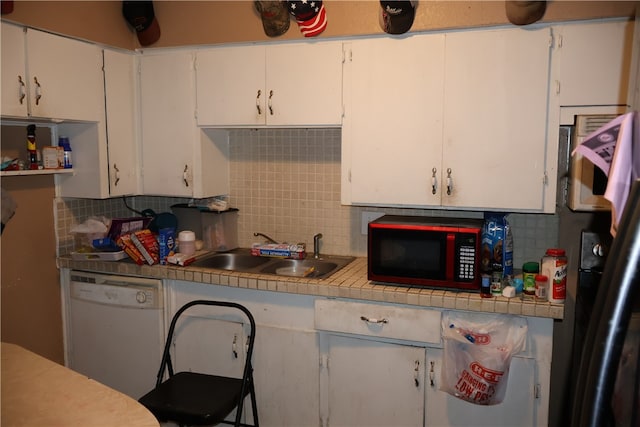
<box><xmin>56</xmin><ymin>128</ymin><xmax>558</xmax><ymax>267</ymax></box>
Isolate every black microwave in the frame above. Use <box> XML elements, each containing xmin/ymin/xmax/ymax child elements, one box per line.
<box><xmin>368</xmin><ymin>215</ymin><xmax>483</xmax><ymax>291</ymax></box>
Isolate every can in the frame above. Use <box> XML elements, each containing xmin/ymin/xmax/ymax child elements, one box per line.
<box><xmin>541</xmin><ymin>248</ymin><xmax>567</xmax><ymax>304</ymax></box>
<box><xmin>481</xmin><ymin>274</ymin><xmax>492</xmax><ymax>298</ymax></box>
<box><xmin>522</xmin><ymin>261</ymin><xmax>539</xmax><ymax>299</ymax></box>
<box><xmin>535</xmin><ymin>274</ymin><xmax>548</xmax><ymax>302</ymax></box>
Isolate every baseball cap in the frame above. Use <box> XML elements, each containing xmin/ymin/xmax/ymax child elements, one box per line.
<box><xmin>379</xmin><ymin>1</ymin><xmax>416</xmax><ymax>35</ymax></box>
<box><xmin>505</xmin><ymin>1</ymin><xmax>547</xmax><ymax>26</ymax></box>
<box><xmin>255</xmin><ymin>1</ymin><xmax>290</xmax><ymax>37</ymax></box>
<box><xmin>288</xmin><ymin>0</ymin><xmax>327</xmax><ymax>38</ymax></box>
<box><xmin>122</xmin><ymin>1</ymin><xmax>161</xmax><ymax>46</ymax></box>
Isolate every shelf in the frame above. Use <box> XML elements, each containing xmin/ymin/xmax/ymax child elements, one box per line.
<box><xmin>1</xmin><ymin>168</ymin><xmax>74</xmax><ymax>177</ymax></box>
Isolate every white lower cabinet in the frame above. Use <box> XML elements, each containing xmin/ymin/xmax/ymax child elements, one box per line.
<box><xmin>425</xmin><ymin>349</ymin><xmax>537</xmax><ymax>427</ymax></box>
<box><xmin>167</xmin><ymin>280</ymin><xmax>319</xmax><ymax>427</ymax></box>
<box><xmin>166</xmin><ymin>281</ymin><xmax>552</xmax><ymax>427</ymax></box>
<box><xmin>321</xmin><ymin>333</ymin><xmax>425</xmax><ymax>427</ymax></box>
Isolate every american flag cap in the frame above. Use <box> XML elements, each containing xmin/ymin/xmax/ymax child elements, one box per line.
<box><xmin>287</xmin><ymin>0</ymin><xmax>327</xmax><ymax>37</ymax></box>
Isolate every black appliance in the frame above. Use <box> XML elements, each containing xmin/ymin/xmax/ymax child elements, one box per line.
<box><xmin>367</xmin><ymin>215</ymin><xmax>483</xmax><ymax>290</ymax></box>
<box><xmin>570</xmin><ymin>179</ymin><xmax>640</xmax><ymax>427</ymax></box>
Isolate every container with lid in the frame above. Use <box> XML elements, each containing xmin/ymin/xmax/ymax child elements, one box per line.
<box><xmin>522</xmin><ymin>261</ymin><xmax>539</xmax><ymax>300</ymax></box>
<box><xmin>542</xmin><ymin>248</ymin><xmax>567</xmax><ymax>304</ymax></box>
<box><xmin>178</xmin><ymin>230</ymin><xmax>196</xmax><ymax>256</ymax></box>
<box><xmin>535</xmin><ymin>274</ymin><xmax>548</xmax><ymax>302</ymax></box>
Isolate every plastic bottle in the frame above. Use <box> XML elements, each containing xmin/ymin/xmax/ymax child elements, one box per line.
<box><xmin>535</xmin><ymin>274</ymin><xmax>548</xmax><ymax>302</ymax></box>
<box><xmin>58</xmin><ymin>136</ymin><xmax>73</xmax><ymax>169</ymax></box>
<box><xmin>522</xmin><ymin>261</ymin><xmax>539</xmax><ymax>300</ymax></box>
<box><xmin>542</xmin><ymin>248</ymin><xmax>567</xmax><ymax>304</ymax></box>
<box><xmin>178</xmin><ymin>230</ymin><xmax>196</xmax><ymax>256</ymax></box>
<box><xmin>26</xmin><ymin>124</ymin><xmax>38</xmax><ymax>170</ymax></box>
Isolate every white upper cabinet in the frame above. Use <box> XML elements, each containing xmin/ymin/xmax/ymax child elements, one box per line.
<box><xmin>442</xmin><ymin>27</ymin><xmax>553</xmax><ymax>212</ymax></box>
<box><xmin>139</xmin><ymin>51</ymin><xmax>230</xmax><ymax>198</ymax></box>
<box><xmin>1</xmin><ymin>22</ymin><xmax>104</xmax><ymax>122</ymax></box>
<box><xmin>554</xmin><ymin>19</ymin><xmax>632</xmax><ymax>108</ymax></box>
<box><xmin>195</xmin><ymin>42</ymin><xmax>343</xmax><ymax>127</ymax></box>
<box><xmin>1</xmin><ymin>22</ymin><xmax>28</xmax><ymax>117</ymax></box>
<box><xmin>341</xmin><ymin>34</ymin><xmax>446</xmax><ymax>207</ymax></box>
<box><xmin>103</xmin><ymin>49</ymin><xmax>140</xmax><ymax>197</ymax></box>
<box><xmin>343</xmin><ymin>27</ymin><xmax>554</xmax><ymax>212</ymax></box>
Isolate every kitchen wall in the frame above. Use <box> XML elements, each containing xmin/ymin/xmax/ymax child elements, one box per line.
<box><xmin>1</xmin><ymin>1</ymin><xmax>635</xmax><ymax>50</ymax></box>
<box><xmin>56</xmin><ymin>128</ymin><xmax>559</xmax><ymax>267</ymax></box>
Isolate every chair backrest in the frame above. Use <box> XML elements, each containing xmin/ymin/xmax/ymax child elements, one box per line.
<box><xmin>155</xmin><ymin>300</ymin><xmax>256</xmax><ymax>388</ymax></box>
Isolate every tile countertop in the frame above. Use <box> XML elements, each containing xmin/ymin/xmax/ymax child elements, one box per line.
<box><xmin>57</xmin><ymin>255</ymin><xmax>564</xmax><ymax>320</ymax></box>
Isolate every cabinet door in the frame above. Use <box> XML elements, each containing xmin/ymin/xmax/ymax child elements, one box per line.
<box><xmin>1</xmin><ymin>22</ymin><xmax>28</xmax><ymax>117</ymax></box>
<box><xmin>442</xmin><ymin>27</ymin><xmax>551</xmax><ymax>211</ymax></box>
<box><xmin>140</xmin><ymin>51</ymin><xmax>199</xmax><ymax>196</ymax></box>
<box><xmin>196</xmin><ymin>46</ymin><xmax>266</xmax><ymax>126</ymax></box>
<box><xmin>265</xmin><ymin>42</ymin><xmax>343</xmax><ymax>126</ymax></box>
<box><xmin>556</xmin><ymin>20</ymin><xmax>631</xmax><ymax>107</ymax></box>
<box><xmin>425</xmin><ymin>349</ymin><xmax>537</xmax><ymax>427</ymax></box>
<box><xmin>253</xmin><ymin>326</ymin><xmax>320</xmax><ymax>426</ymax></box>
<box><xmin>103</xmin><ymin>49</ymin><xmax>139</xmax><ymax>196</ymax></box>
<box><xmin>342</xmin><ymin>35</ymin><xmax>445</xmax><ymax>207</ymax></box>
<box><xmin>26</xmin><ymin>28</ymin><xmax>104</xmax><ymax>122</ymax></box>
<box><xmin>323</xmin><ymin>334</ymin><xmax>425</xmax><ymax>427</ymax></box>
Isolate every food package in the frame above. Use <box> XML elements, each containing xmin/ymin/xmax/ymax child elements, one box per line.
<box><xmin>131</xmin><ymin>229</ymin><xmax>159</xmax><ymax>265</ymax></box>
<box><xmin>481</xmin><ymin>212</ymin><xmax>514</xmax><ymax>278</ymax></box>
<box><xmin>158</xmin><ymin>228</ymin><xmax>176</xmax><ymax>265</ymax></box>
<box><xmin>117</xmin><ymin>233</ymin><xmax>145</xmax><ymax>265</ymax></box>
<box><xmin>250</xmin><ymin>243</ymin><xmax>306</xmax><ymax>259</ymax></box>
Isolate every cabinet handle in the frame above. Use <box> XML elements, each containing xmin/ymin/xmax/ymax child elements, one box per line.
<box><xmin>429</xmin><ymin>361</ymin><xmax>435</xmax><ymax>387</ymax></box>
<box><xmin>34</xmin><ymin>76</ymin><xmax>42</xmax><ymax>106</ymax></box>
<box><xmin>431</xmin><ymin>167</ymin><xmax>437</xmax><ymax>195</ymax></box>
<box><xmin>113</xmin><ymin>164</ymin><xmax>120</xmax><ymax>187</ymax></box>
<box><xmin>232</xmin><ymin>334</ymin><xmax>238</xmax><ymax>359</ymax></box>
<box><xmin>183</xmin><ymin>164</ymin><xmax>190</xmax><ymax>187</ymax></box>
<box><xmin>256</xmin><ymin>90</ymin><xmax>262</xmax><ymax>115</ymax></box>
<box><xmin>18</xmin><ymin>75</ymin><xmax>25</xmax><ymax>104</ymax></box>
<box><xmin>268</xmin><ymin>90</ymin><xmax>274</xmax><ymax>115</ymax></box>
<box><xmin>414</xmin><ymin>360</ymin><xmax>420</xmax><ymax>388</ymax></box>
<box><xmin>446</xmin><ymin>168</ymin><xmax>452</xmax><ymax>196</ymax></box>
<box><xmin>360</xmin><ymin>315</ymin><xmax>388</xmax><ymax>324</ymax></box>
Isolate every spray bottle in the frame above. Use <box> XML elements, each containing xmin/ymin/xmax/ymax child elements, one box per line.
<box><xmin>26</xmin><ymin>124</ymin><xmax>38</xmax><ymax>170</ymax></box>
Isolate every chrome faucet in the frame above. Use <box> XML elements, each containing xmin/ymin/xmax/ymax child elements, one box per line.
<box><xmin>313</xmin><ymin>233</ymin><xmax>323</xmax><ymax>259</ymax></box>
<box><xmin>253</xmin><ymin>232</ymin><xmax>279</xmax><ymax>244</ymax></box>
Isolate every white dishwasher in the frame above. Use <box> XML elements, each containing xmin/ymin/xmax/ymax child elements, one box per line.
<box><xmin>66</xmin><ymin>270</ymin><xmax>165</xmax><ymax>399</ymax></box>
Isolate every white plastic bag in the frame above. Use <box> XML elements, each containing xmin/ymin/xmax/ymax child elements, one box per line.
<box><xmin>440</xmin><ymin>311</ymin><xmax>528</xmax><ymax>405</ymax></box>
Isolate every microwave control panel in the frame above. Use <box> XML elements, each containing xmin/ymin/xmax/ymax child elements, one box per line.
<box><xmin>455</xmin><ymin>234</ymin><xmax>479</xmax><ymax>282</ymax></box>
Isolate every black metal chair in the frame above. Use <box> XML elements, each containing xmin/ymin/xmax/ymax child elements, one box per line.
<box><xmin>138</xmin><ymin>300</ymin><xmax>259</xmax><ymax>427</ymax></box>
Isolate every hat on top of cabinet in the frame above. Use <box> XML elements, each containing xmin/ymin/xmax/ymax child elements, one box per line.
<box><xmin>122</xmin><ymin>1</ymin><xmax>161</xmax><ymax>46</ymax></box>
<box><xmin>255</xmin><ymin>1</ymin><xmax>290</xmax><ymax>37</ymax></box>
<box><xmin>505</xmin><ymin>1</ymin><xmax>547</xmax><ymax>26</ymax></box>
<box><xmin>379</xmin><ymin>1</ymin><xmax>416</xmax><ymax>35</ymax></box>
<box><xmin>287</xmin><ymin>0</ymin><xmax>327</xmax><ymax>37</ymax></box>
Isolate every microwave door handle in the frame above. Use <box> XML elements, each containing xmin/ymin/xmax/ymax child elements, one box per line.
<box><xmin>446</xmin><ymin>234</ymin><xmax>455</xmax><ymax>281</ymax></box>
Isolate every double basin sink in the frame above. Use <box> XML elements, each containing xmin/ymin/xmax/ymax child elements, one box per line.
<box><xmin>192</xmin><ymin>248</ymin><xmax>355</xmax><ymax>279</ymax></box>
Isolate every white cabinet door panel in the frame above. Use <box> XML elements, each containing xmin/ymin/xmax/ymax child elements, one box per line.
<box><xmin>325</xmin><ymin>334</ymin><xmax>425</xmax><ymax>427</ymax></box>
<box><xmin>343</xmin><ymin>35</ymin><xmax>445</xmax><ymax>207</ymax></box>
<box><xmin>196</xmin><ymin>46</ymin><xmax>265</xmax><ymax>126</ymax></box>
<box><xmin>26</xmin><ymin>28</ymin><xmax>104</xmax><ymax>122</ymax></box>
<box><xmin>140</xmin><ymin>52</ymin><xmax>198</xmax><ymax>196</ymax></box>
<box><xmin>425</xmin><ymin>349</ymin><xmax>537</xmax><ymax>427</ymax></box>
<box><xmin>556</xmin><ymin>20</ymin><xmax>631</xmax><ymax>107</ymax></box>
<box><xmin>103</xmin><ymin>49</ymin><xmax>139</xmax><ymax>196</ymax></box>
<box><xmin>1</xmin><ymin>22</ymin><xmax>28</xmax><ymax>117</ymax></box>
<box><xmin>442</xmin><ymin>27</ymin><xmax>551</xmax><ymax>211</ymax></box>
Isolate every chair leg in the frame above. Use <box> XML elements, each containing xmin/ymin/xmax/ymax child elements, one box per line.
<box><xmin>249</xmin><ymin>379</ymin><xmax>259</xmax><ymax>427</ymax></box>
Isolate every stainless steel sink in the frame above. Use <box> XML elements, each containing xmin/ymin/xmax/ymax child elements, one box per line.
<box><xmin>192</xmin><ymin>249</ymin><xmax>271</xmax><ymax>270</ymax></box>
<box><xmin>192</xmin><ymin>249</ymin><xmax>354</xmax><ymax>279</ymax></box>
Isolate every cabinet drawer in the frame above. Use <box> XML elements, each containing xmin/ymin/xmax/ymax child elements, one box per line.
<box><xmin>315</xmin><ymin>299</ymin><xmax>441</xmax><ymax>344</ymax></box>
